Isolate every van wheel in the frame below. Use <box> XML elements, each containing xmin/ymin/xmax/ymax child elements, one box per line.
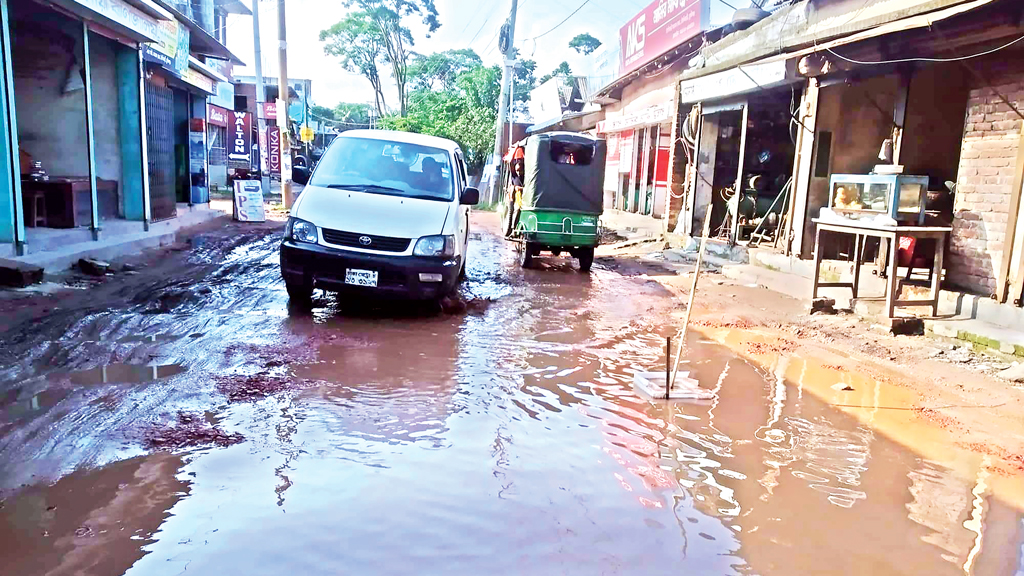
<box><xmin>577</xmin><ymin>248</ymin><xmax>595</xmax><ymax>273</ymax></box>
<box><xmin>286</xmin><ymin>279</ymin><xmax>313</xmax><ymax>303</ymax></box>
<box><xmin>518</xmin><ymin>242</ymin><xmax>536</xmax><ymax>268</ymax></box>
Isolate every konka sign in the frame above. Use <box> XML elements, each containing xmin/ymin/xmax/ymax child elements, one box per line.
<box><xmin>620</xmin><ymin>0</ymin><xmax>711</xmax><ymax>75</ymax></box>
<box><xmin>268</xmin><ymin>129</ymin><xmax>282</xmax><ymax>174</ymax></box>
<box><xmin>228</xmin><ymin>112</ymin><xmax>252</xmax><ymax>167</ymax></box>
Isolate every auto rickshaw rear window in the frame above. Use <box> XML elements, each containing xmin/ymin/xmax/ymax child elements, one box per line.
<box><xmin>549</xmin><ymin>141</ymin><xmax>595</xmax><ymax>166</ymax></box>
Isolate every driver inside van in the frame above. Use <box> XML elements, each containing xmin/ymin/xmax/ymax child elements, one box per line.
<box><xmin>420</xmin><ymin>157</ymin><xmax>446</xmax><ymax>193</ymax></box>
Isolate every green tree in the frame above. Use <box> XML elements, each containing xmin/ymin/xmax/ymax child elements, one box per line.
<box><xmin>334</xmin><ymin>103</ymin><xmax>374</xmax><ymax>125</ymax></box>
<box><xmin>320</xmin><ymin>11</ymin><xmax>389</xmax><ymax>116</ymax></box>
<box><xmin>343</xmin><ymin>0</ymin><xmax>441</xmax><ymax>116</ymax></box>
<box><xmin>568</xmin><ymin>33</ymin><xmax>602</xmax><ymax>55</ymax></box>
<box><xmin>310</xmin><ymin>105</ymin><xmax>336</xmax><ymax>122</ymax></box>
<box><xmin>408</xmin><ymin>48</ymin><xmax>482</xmax><ymax>91</ymax></box>
<box><xmin>538</xmin><ymin>61</ymin><xmax>572</xmax><ymax>85</ymax></box>
<box><xmin>381</xmin><ymin>60</ymin><xmax>499</xmax><ymax>173</ymax></box>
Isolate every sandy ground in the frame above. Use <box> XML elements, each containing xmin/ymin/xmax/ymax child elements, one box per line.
<box><xmin>593</xmin><ymin>230</ymin><xmax>1024</xmax><ymax>483</ymax></box>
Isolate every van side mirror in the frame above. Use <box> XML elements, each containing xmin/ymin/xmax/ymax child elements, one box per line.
<box><xmin>460</xmin><ymin>186</ymin><xmax>480</xmax><ymax>206</ymax></box>
<box><xmin>292</xmin><ymin>166</ymin><xmax>310</xmax><ymax>186</ymax></box>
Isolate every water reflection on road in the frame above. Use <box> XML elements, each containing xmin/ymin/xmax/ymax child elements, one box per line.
<box><xmin>1</xmin><ymin>222</ymin><xmax>1022</xmax><ymax>575</ymax></box>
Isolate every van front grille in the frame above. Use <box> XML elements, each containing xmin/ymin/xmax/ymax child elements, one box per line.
<box><xmin>321</xmin><ymin>228</ymin><xmax>411</xmax><ymax>253</ymax></box>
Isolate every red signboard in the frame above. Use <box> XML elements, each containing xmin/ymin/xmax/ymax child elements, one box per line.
<box><xmin>263</xmin><ymin>101</ymin><xmax>277</xmax><ymax>121</ymax></box>
<box><xmin>268</xmin><ymin>128</ymin><xmax>281</xmax><ymax>174</ymax></box>
<box><xmin>228</xmin><ymin>111</ymin><xmax>252</xmax><ymax>167</ymax></box>
<box><xmin>207</xmin><ymin>104</ymin><xmax>229</xmax><ymax>127</ymax></box>
<box><xmin>620</xmin><ymin>0</ymin><xmax>710</xmax><ymax>75</ymax></box>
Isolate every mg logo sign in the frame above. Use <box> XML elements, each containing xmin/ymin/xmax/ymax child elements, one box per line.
<box><xmin>625</xmin><ymin>15</ymin><xmax>646</xmax><ymax>60</ymax></box>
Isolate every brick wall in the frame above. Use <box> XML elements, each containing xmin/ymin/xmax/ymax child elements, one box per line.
<box><xmin>951</xmin><ymin>74</ymin><xmax>1024</xmax><ymax>296</ymax></box>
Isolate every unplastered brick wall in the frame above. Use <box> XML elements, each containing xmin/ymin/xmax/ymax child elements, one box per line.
<box><xmin>951</xmin><ymin>74</ymin><xmax>1024</xmax><ymax>296</ymax></box>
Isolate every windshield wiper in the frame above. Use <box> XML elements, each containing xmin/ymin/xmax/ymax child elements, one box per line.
<box><xmin>325</xmin><ymin>184</ymin><xmax>404</xmax><ymax>194</ymax></box>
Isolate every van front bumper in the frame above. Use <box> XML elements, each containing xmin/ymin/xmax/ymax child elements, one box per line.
<box><xmin>280</xmin><ymin>240</ymin><xmax>461</xmax><ymax>300</ymax></box>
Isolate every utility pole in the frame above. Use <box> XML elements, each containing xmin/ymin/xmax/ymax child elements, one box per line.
<box><xmin>492</xmin><ymin>0</ymin><xmax>518</xmax><ymax>201</ymax></box>
<box><xmin>277</xmin><ymin>0</ymin><xmax>293</xmax><ymax>208</ymax></box>
<box><xmin>251</xmin><ymin>0</ymin><xmax>271</xmax><ymax>196</ymax></box>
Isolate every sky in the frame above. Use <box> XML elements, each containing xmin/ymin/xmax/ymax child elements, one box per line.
<box><xmin>225</xmin><ymin>0</ymin><xmax>736</xmax><ymax>109</ymax></box>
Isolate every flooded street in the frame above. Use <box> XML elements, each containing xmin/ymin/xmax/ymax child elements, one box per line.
<box><xmin>1</xmin><ymin>215</ymin><xmax>1023</xmax><ymax>575</ymax></box>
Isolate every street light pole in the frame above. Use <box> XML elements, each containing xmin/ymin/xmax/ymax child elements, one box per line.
<box><xmin>251</xmin><ymin>0</ymin><xmax>271</xmax><ymax>196</ymax></box>
<box><xmin>277</xmin><ymin>0</ymin><xmax>293</xmax><ymax>208</ymax></box>
<box><xmin>491</xmin><ymin>0</ymin><xmax>518</xmax><ymax>201</ymax></box>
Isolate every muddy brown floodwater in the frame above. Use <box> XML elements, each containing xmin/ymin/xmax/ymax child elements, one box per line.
<box><xmin>0</xmin><ymin>214</ymin><xmax>1022</xmax><ymax>575</ymax></box>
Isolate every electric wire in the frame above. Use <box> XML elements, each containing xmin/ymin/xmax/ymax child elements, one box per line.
<box><xmin>825</xmin><ymin>32</ymin><xmax>1024</xmax><ymax>65</ymax></box>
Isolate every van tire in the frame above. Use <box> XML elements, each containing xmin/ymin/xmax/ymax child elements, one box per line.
<box><xmin>286</xmin><ymin>279</ymin><xmax>313</xmax><ymax>303</ymax></box>
<box><xmin>577</xmin><ymin>248</ymin><xmax>595</xmax><ymax>273</ymax></box>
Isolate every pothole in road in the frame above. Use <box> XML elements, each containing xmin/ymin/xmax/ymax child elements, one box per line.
<box><xmin>52</xmin><ymin>363</ymin><xmax>187</xmax><ymax>386</ymax></box>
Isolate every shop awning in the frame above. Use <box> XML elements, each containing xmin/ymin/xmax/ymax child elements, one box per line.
<box><xmin>682</xmin><ymin>0</ymin><xmax>996</xmax><ymax>82</ymax></box>
<box><xmin>49</xmin><ymin>0</ymin><xmax>174</xmax><ymax>43</ymax></box>
<box><xmin>149</xmin><ymin>0</ymin><xmax>247</xmax><ymax>64</ymax></box>
<box><xmin>765</xmin><ymin>0</ymin><xmax>996</xmax><ymax>64</ymax></box>
<box><xmin>215</xmin><ymin>0</ymin><xmax>252</xmax><ymax>15</ymax></box>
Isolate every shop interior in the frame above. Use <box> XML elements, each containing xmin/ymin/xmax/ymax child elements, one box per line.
<box><xmin>9</xmin><ymin>2</ymin><xmax>136</xmax><ymax>241</ymax></box>
<box><xmin>697</xmin><ymin>88</ymin><xmax>799</xmax><ymax>244</ymax></box>
<box><xmin>805</xmin><ymin>62</ymin><xmax>971</xmax><ymax>269</ymax></box>
<box><xmin>616</xmin><ymin>125</ymin><xmax>663</xmax><ymax>216</ymax></box>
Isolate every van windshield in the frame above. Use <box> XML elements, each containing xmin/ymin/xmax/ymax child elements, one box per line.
<box><xmin>309</xmin><ymin>137</ymin><xmax>455</xmax><ymax>202</ymax></box>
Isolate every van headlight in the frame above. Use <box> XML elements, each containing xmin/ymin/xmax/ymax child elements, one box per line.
<box><xmin>413</xmin><ymin>235</ymin><xmax>455</xmax><ymax>257</ymax></box>
<box><xmin>286</xmin><ymin>217</ymin><xmax>318</xmax><ymax>244</ymax></box>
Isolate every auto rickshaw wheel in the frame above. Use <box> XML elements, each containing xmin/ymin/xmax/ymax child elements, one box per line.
<box><xmin>577</xmin><ymin>247</ymin><xmax>595</xmax><ymax>273</ymax></box>
<box><xmin>518</xmin><ymin>242</ymin><xmax>537</xmax><ymax>268</ymax></box>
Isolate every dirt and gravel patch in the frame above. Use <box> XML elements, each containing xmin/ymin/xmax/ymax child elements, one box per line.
<box><xmin>144</xmin><ymin>412</ymin><xmax>244</xmax><ymax>450</ymax></box>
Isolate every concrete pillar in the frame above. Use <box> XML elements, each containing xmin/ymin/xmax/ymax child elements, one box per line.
<box><xmin>116</xmin><ymin>45</ymin><xmax>146</xmax><ymax>222</ymax></box>
<box><xmin>0</xmin><ymin>0</ymin><xmax>23</xmax><ymax>251</ymax></box>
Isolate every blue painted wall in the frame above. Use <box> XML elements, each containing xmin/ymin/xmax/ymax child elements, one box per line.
<box><xmin>116</xmin><ymin>45</ymin><xmax>145</xmax><ymax>221</ymax></box>
<box><xmin>0</xmin><ymin>0</ymin><xmax>16</xmax><ymax>245</ymax></box>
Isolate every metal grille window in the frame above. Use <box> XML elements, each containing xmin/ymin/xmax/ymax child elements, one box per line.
<box><xmin>208</xmin><ymin>125</ymin><xmax>227</xmax><ymax>166</ymax></box>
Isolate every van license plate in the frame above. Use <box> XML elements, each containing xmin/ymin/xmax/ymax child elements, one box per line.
<box><xmin>345</xmin><ymin>269</ymin><xmax>378</xmax><ymax>287</ymax></box>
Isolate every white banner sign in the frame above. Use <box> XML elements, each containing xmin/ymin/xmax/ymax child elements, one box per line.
<box><xmin>598</xmin><ymin>101</ymin><xmax>674</xmax><ymax>134</ymax></box>
<box><xmin>679</xmin><ymin>60</ymin><xmax>788</xmax><ymax>104</ymax></box>
<box><xmin>233</xmin><ymin>180</ymin><xmax>266</xmax><ymax>222</ymax></box>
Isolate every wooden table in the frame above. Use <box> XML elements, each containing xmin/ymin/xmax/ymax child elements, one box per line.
<box><xmin>811</xmin><ymin>219</ymin><xmax>952</xmax><ymax>318</ymax></box>
<box><xmin>21</xmin><ymin>177</ymin><xmax>117</xmax><ymax>228</ymax></box>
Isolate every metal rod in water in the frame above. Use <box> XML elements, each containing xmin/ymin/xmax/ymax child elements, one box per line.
<box><xmin>665</xmin><ymin>336</ymin><xmax>671</xmax><ymax>400</ymax></box>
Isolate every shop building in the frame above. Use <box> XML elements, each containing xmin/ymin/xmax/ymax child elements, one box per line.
<box><xmin>591</xmin><ymin>0</ymin><xmax>1024</xmax><ymax>309</ymax></box>
<box><xmin>0</xmin><ymin>0</ymin><xmax>244</xmax><ymax>260</ymax></box>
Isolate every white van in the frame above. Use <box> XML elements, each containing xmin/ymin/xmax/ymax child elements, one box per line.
<box><xmin>280</xmin><ymin>130</ymin><xmax>479</xmax><ymax>302</ymax></box>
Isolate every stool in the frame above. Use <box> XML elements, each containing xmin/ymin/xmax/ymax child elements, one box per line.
<box><xmin>25</xmin><ymin>190</ymin><xmax>46</xmax><ymax>228</ymax></box>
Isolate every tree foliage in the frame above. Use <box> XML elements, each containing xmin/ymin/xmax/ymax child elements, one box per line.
<box><xmin>381</xmin><ymin>56</ymin><xmax>506</xmax><ymax>173</ymax></box>
<box><xmin>319</xmin><ymin>12</ymin><xmax>388</xmax><ymax>116</ymax></box>
<box><xmin>568</xmin><ymin>33</ymin><xmax>602</xmax><ymax>55</ymax></box>
<box><xmin>408</xmin><ymin>49</ymin><xmax>483</xmax><ymax>91</ymax></box>
<box><xmin>334</xmin><ymin>103</ymin><xmax>374</xmax><ymax>125</ymax></box>
<box><xmin>342</xmin><ymin>0</ymin><xmax>441</xmax><ymax>117</ymax></box>
<box><xmin>539</xmin><ymin>61</ymin><xmax>572</xmax><ymax>85</ymax></box>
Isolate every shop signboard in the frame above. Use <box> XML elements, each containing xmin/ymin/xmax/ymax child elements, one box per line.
<box><xmin>268</xmin><ymin>128</ymin><xmax>282</xmax><ymax>174</ymax></box>
<box><xmin>679</xmin><ymin>60</ymin><xmax>788</xmax><ymax>104</ymax></box>
<box><xmin>620</xmin><ymin>0</ymin><xmax>711</xmax><ymax>76</ymax></box>
<box><xmin>597</xmin><ymin>101</ymin><xmax>674</xmax><ymax>134</ymax></box>
<box><xmin>233</xmin><ymin>180</ymin><xmax>266</xmax><ymax>222</ymax></box>
<box><xmin>68</xmin><ymin>0</ymin><xmax>161</xmax><ymax>41</ymax></box>
<box><xmin>619</xmin><ymin>130</ymin><xmax>635</xmax><ymax>174</ymax></box>
<box><xmin>263</xmin><ymin>102</ymin><xmax>277</xmax><ymax>121</ymax></box>
<box><xmin>207</xmin><ymin>104</ymin><xmax>229</xmax><ymax>128</ymax></box>
<box><xmin>184</xmin><ymin>67</ymin><xmax>216</xmax><ymax>94</ymax></box>
<box><xmin>142</xmin><ymin>18</ymin><xmax>189</xmax><ymax>77</ymax></box>
<box><xmin>189</xmin><ymin>118</ymin><xmax>209</xmax><ymax>204</ymax></box>
<box><xmin>228</xmin><ymin>112</ymin><xmax>252</xmax><ymax>167</ymax></box>
<box><xmin>258</xmin><ymin>129</ymin><xmax>269</xmax><ymax>174</ymax></box>
<box><xmin>607</xmin><ymin>133</ymin><xmax>620</xmax><ymax>165</ymax></box>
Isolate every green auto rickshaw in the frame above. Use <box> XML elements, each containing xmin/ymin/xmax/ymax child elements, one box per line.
<box><xmin>498</xmin><ymin>132</ymin><xmax>607</xmax><ymax>272</ymax></box>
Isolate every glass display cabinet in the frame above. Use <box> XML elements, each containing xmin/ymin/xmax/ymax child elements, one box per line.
<box><xmin>828</xmin><ymin>174</ymin><xmax>929</xmax><ymax>225</ymax></box>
